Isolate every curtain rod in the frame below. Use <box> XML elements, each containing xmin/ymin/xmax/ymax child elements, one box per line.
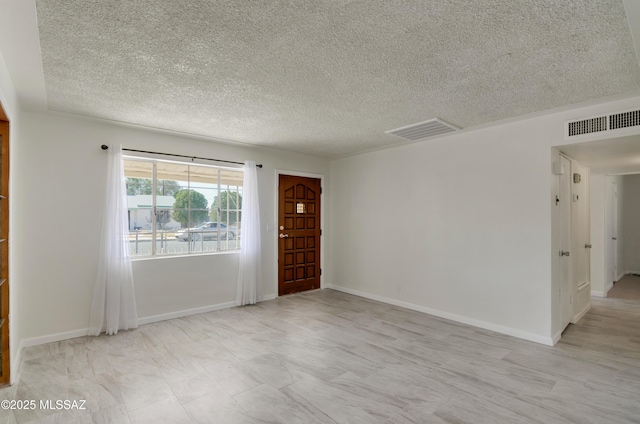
<box><xmin>100</xmin><ymin>145</ymin><xmax>263</xmax><ymax>168</ymax></box>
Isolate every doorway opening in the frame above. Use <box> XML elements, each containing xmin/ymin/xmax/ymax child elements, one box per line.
<box><xmin>551</xmin><ymin>150</ymin><xmax>591</xmax><ymax>340</ymax></box>
<box><xmin>601</xmin><ymin>173</ymin><xmax>640</xmax><ymax>302</ymax></box>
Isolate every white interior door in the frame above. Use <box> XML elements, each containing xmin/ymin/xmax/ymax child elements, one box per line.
<box><xmin>559</xmin><ymin>155</ymin><xmax>572</xmax><ymax>330</ymax></box>
<box><xmin>570</xmin><ymin>161</ymin><xmax>591</xmax><ymax>321</ymax></box>
<box><xmin>606</xmin><ymin>180</ymin><xmax>618</xmax><ymax>287</ymax></box>
<box><xmin>571</xmin><ymin>163</ymin><xmax>589</xmax><ymax>287</ymax></box>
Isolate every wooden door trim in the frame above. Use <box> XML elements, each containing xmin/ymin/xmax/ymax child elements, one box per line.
<box><xmin>0</xmin><ymin>102</ymin><xmax>10</xmax><ymax>385</ymax></box>
<box><xmin>274</xmin><ymin>170</ymin><xmax>324</xmax><ymax>297</ymax></box>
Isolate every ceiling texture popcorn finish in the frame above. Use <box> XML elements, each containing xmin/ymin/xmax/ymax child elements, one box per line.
<box><xmin>35</xmin><ymin>0</ymin><xmax>640</xmax><ymax>158</ymax></box>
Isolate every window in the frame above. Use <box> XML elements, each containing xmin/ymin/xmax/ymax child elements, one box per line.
<box><xmin>124</xmin><ymin>158</ymin><xmax>243</xmax><ymax>257</ymax></box>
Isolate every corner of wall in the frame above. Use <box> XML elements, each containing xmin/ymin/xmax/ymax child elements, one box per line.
<box><xmin>0</xmin><ymin>52</ymin><xmax>17</xmax><ymax>119</ymax></box>
<box><xmin>10</xmin><ymin>338</ymin><xmax>23</xmax><ymax>386</ymax></box>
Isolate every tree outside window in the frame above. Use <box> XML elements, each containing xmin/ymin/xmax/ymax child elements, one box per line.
<box><xmin>172</xmin><ymin>189</ymin><xmax>209</xmax><ymax>228</ymax></box>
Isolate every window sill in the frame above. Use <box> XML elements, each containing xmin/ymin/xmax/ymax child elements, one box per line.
<box><xmin>131</xmin><ymin>250</ymin><xmax>240</xmax><ymax>262</ymax></box>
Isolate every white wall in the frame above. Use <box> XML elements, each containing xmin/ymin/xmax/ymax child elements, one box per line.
<box><xmin>14</xmin><ymin>111</ymin><xmax>330</xmax><ymax>345</ymax></box>
<box><xmin>329</xmin><ymin>94</ymin><xmax>640</xmax><ymax>345</ymax></box>
<box><xmin>330</xmin><ymin>123</ymin><xmax>553</xmax><ymax>344</ymax></box>
<box><xmin>0</xmin><ymin>55</ymin><xmax>17</xmax><ymax>117</ymax></box>
<box><xmin>622</xmin><ymin>174</ymin><xmax>640</xmax><ymax>274</ymax></box>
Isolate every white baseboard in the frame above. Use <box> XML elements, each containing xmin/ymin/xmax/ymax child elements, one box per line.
<box><xmin>18</xmin><ymin>297</ymin><xmax>273</xmax><ymax>351</ymax></box>
<box><xmin>138</xmin><ymin>301</ymin><xmax>236</xmax><ymax>325</ymax></box>
<box><xmin>21</xmin><ymin>328</ymin><xmax>91</xmax><ymax>349</ymax></box>
<box><xmin>325</xmin><ymin>285</ymin><xmax>555</xmax><ymax>346</ymax></box>
<box><xmin>14</xmin><ymin>327</ymin><xmax>93</xmax><ymax>384</ymax></box>
<box><xmin>607</xmin><ymin>281</ymin><xmax>614</xmax><ymax>293</ymax></box>
<box><xmin>551</xmin><ymin>330</ymin><xmax>562</xmax><ymax>346</ymax></box>
<box><xmin>592</xmin><ymin>281</ymin><xmax>614</xmax><ymax>298</ymax></box>
<box><xmin>616</xmin><ymin>272</ymin><xmax>626</xmax><ymax>282</ymax></box>
<box><xmin>572</xmin><ymin>302</ymin><xmax>591</xmax><ymax>324</ymax></box>
<box><xmin>137</xmin><ymin>294</ymin><xmax>275</xmax><ymax>326</ymax></box>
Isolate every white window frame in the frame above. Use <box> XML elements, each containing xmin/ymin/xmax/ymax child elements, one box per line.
<box><xmin>124</xmin><ymin>155</ymin><xmax>243</xmax><ymax>259</ymax></box>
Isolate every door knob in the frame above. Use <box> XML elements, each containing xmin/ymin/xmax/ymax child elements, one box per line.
<box><xmin>585</xmin><ymin>244</ymin><xmax>592</xmax><ymax>248</ymax></box>
<box><xmin>559</xmin><ymin>251</ymin><xmax>570</xmax><ymax>257</ymax></box>
<box><xmin>279</xmin><ymin>233</ymin><xmax>289</xmax><ymax>238</ymax></box>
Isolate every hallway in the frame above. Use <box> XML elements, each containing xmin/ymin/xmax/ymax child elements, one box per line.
<box><xmin>607</xmin><ymin>274</ymin><xmax>640</xmax><ymax>301</ymax></box>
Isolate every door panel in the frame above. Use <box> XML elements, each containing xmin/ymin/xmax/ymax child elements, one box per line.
<box><xmin>571</xmin><ymin>162</ymin><xmax>590</xmax><ymax>286</ymax></box>
<box><xmin>0</xmin><ymin>106</ymin><xmax>10</xmax><ymax>385</ymax></box>
<box><xmin>570</xmin><ymin>161</ymin><xmax>591</xmax><ymax>322</ymax></box>
<box><xmin>559</xmin><ymin>155</ymin><xmax>572</xmax><ymax>331</ymax></box>
<box><xmin>606</xmin><ymin>179</ymin><xmax>618</xmax><ymax>286</ymax></box>
<box><xmin>278</xmin><ymin>175</ymin><xmax>321</xmax><ymax>296</ymax></box>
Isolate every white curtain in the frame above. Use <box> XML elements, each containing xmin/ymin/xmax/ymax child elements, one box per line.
<box><xmin>236</xmin><ymin>161</ymin><xmax>262</xmax><ymax>305</ymax></box>
<box><xmin>89</xmin><ymin>144</ymin><xmax>138</xmax><ymax>335</ymax></box>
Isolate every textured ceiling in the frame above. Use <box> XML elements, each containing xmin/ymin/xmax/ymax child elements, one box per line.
<box><xmin>35</xmin><ymin>0</ymin><xmax>640</xmax><ymax>157</ymax></box>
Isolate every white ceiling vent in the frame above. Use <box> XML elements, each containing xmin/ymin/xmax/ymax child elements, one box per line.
<box><xmin>566</xmin><ymin>109</ymin><xmax>640</xmax><ymax>139</ymax></box>
<box><xmin>386</xmin><ymin>118</ymin><xmax>460</xmax><ymax>141</ymax></box>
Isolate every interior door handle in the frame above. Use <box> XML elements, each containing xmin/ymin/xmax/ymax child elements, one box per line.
<box><xmin>612</xmin><ymin>237</ymin><xmax>617</xmax><ymax>240</ymax></box>
<box><xmin>560</xmin><ymin>251</ymin><xmax>570</xmax><ymax>257</ymax></box>
<box><xmin>585</xmin><ymin>244</ymin><xmax>592</xmax><ymax>248</ymax></box>
<box><xmin>279</xmin><ymin>233</ymin><xmax>289</xmax><ymax>238</ymax></box>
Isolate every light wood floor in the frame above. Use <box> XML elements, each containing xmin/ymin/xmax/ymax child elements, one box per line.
<box><xmin>1</xmin><ymin>289</ymin><xmax>639</xmax><ymax>424</ymax></box>
<box><xmin>608</xmin><ymin>274</ymin><xmax>640</xmax><ymax>301</ymax></box>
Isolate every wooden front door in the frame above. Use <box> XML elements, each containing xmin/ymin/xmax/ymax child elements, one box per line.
<box><xmin>278</xmin><ymin>175</ymin><xmax>321</xmax><ymax>296</ymax></box>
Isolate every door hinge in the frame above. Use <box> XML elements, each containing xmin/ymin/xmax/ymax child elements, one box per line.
<box><xmin>569</xmin><ymin>295</ymin><xmax>573</xmax><ymax>304</ymax></box>
<box><xmin>320</xmin><ymin>187</ymin><xmax>323</xmax><ymax>194</ymax></box>
<box><xmin>320</xmin><ymin>269</ymin><xmax>322</xmax><ymax>275</ymax></box>
<box><xmin>556</xmin><ymin>195</ymin><xmax>560</xmax><ymax>205</ymax></box>
<box><xmin>320</xmin><ymin>229</ymin><xmax>322</xmax><ymax>236</ymax></box>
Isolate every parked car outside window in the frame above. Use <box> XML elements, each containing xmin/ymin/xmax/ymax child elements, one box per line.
<box><xmin>175</xmin><ymin>222</ymin><xmax>236</xmax><ymax>241</ymax></box>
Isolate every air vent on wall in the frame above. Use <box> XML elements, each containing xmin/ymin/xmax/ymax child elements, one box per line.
<box><xmin>567</xmin><ymin>116</ymin><xmax>607</xmax><ymax>137</ymax></box>
<box><xmin>386</xmin><ymin>118</ymin><xmax>460</xmax><ymax>141</ymax></box>
<box><xmin>610</xmin><ymin>110</ymin><xmax>640</xmax><ymax>130</ymax></box>
<box><xmin>566</xmin><ymin>109</ymin><xmax>640</xmax><ymax>138</ymax></box>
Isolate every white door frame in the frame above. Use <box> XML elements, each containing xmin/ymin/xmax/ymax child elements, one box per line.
<box><xmin>559</xmin><ymin>154</ymin><xmax>572</xmax><ymax>332</ymax></box>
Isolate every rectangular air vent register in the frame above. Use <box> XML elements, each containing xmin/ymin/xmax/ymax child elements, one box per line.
<box><xmin>386</xmin><ymin>118</ymin><xmax>460</xmax><ymax>141</ymax></box>
<box><xmin>566</xmin><ymin>109</ymin><xmax>640</xmax><ymax>139</ymax></box>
